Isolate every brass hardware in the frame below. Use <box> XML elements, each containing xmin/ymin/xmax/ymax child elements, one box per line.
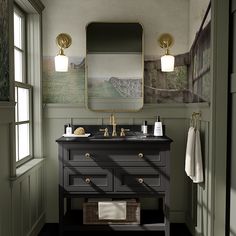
<box><xmin>138</xmin><ymin>153</ymin><xmax>144</xmax><ymax>158</ymax></box>
<box><xmin>85</xmin><ymin>153</ymin><xmax>91</xmax><ymax>158</ymax></box>
<box><xmin>110</xmin><ymin>114</ymin><xmax>117</xmax><ymax>136</ymax></box>
<box><xmin>138</xmin><ymin>178</ymin><xmax>144</xmax><ymax>184</ymax></box>
<box><xmin>158</xmin><ymin>33</ymin><xmax>174</xmax><ymax>53</ymax></box>
<box><xmin>85</xmin><ymin>178</ymin><xmax>91</xmax><ymax>183</ymax></box>
<box><xmin>191</xmin><ymin>111</ymin><xmax>201</xmax><ymax>129</ymax></box>
<box><xmin>120</xmin><ymin>128</ymin><xmax>130</xmax><ymax>137</ymax></box>
<box><xmin>56</xmin><ymin>33</ymin><xmax>72</xmax><ymax>51</ymax></box>
<box><xmin>99</xmin><ymin>128</ymin><xmax>109</xmax><ymax>136</ymax></box>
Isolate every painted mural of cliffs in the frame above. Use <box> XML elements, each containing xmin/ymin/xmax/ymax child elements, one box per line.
<box><xmin>109</xmin><ymin>77</ymin><xmax>142</xmax><ymax>98</ymax></box>
<box><xmin>43</xmin><ymin>57</ymin><xmax>85</xmax><ymax>103</ymax></box>
<box><xmin>43</xmin><ymin>21</ymin><xmax>210</xmax><ymax>105</ymax></box>
<box><xmin>88</xmin><ymin>76</ymin><xmax>142</xmax><ymax>99</ymax></box>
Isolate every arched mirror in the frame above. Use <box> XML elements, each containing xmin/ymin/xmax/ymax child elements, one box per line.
<box><xmin>86</xmin><ymin>22</ymin><xmax>143</xmax><ymax>111</ymax></box>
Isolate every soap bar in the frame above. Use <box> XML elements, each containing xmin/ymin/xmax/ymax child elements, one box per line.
<box><xmin>74</xmin><ymin>127</ymin><xmax>85</xmax><ymax>135</ymax></box>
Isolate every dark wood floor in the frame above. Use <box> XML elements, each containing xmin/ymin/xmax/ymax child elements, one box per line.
<box><xmin>38</xmin><ymin>223</ymin><xmax>192</xmax><ymax>236</ymax></box>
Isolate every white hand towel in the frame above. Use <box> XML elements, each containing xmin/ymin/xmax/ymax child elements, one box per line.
<box><xmin>98</xmin><ymin>201</ymin><xmax>126</xmax><ymax>220</ymax></box>
<box><xmin>185</xmin><ymin>127</ymin><xmax>195</xmax><ymax>177</ymax></box>
<box><xmin>192</xmin><ymin>130</ymin><xmax>204</xmax><ymax>183</ymax></box>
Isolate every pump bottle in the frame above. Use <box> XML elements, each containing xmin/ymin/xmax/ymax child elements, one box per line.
<box><xmin>154</xmin><ymin>116</ymin><xmax>163</xmax><ymax>136</ymax></box>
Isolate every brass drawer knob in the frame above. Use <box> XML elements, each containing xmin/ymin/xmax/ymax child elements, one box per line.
<box><xmin>138</xmin><ymin>178</ymin><xmax>144</xmax><ymax>184</ymax></box>
<box><xmin>138</xmin><ymin>153</ymin><xmax>144</xmax><ymax>158</ymax></box>
<box><xmin>85</xmin><ymin>178</ymin><xmax>91</xmax><ymax>184</ymax></box>
<box><xmin>85</xmin><ymin>153</ymin><xmax>91</xmax><ymax>158</ymax></box>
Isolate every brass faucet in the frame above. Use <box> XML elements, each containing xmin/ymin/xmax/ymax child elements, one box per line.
<box><xmin>110</xmin><ymin>113</ymin><xmax>117</xmax><ymax>136</ymax></box>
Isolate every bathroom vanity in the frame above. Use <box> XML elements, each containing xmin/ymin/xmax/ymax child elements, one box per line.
<box><xmin>56</xmin><ymin>126</ymin><xmax>172</xmax><ymax>235</ymax></box>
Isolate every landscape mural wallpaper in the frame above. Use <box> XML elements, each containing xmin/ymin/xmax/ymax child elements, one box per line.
<box><xmin>43</xmin><ymin>57</ymin><xmax>85</xmax><ymax>103</ymax></box>
<box><xmin>87</xmin><ymin>54</ymin><xmax>142</xmax><ymax>99</ymax></box>
<box><xmin>43</xmin><ymin>23</ymin><xmax>210</xmax><ymax>105</ymax></box>
<box><xmin>0</xmin><ymin>0</ymin><xmax>9</xmax><ymax>101</ymax></box>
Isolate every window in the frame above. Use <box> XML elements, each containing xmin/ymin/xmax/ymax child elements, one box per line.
<box><xmin>14</xmin><ymin>6</ymin><xmax>32</xmax><ymax>164</ymax></box>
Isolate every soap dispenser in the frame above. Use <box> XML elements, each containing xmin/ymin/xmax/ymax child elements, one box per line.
<box><xmin>66</xmin><ymin>123</ymin><xmax>72</xmax><ymax>135</ymax></box>
<box><xmin>154</xmin><ymin>116</ymin><xmax>163</xmax><ymax>136</ymax></box>
<box><xmin>141</xmin><ymin>120</ymin><xmax>148</xmax><ymax>134</ymax></box>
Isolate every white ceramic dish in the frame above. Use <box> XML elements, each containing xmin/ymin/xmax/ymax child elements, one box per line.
<box><xmin>62</xmin><ymin>133</ymin><xmax>91</xmax><ymax>138</ymax></box>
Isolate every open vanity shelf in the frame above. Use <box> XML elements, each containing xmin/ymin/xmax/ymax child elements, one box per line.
<box><xmin>57</xmin><ymin>130</ymin><xmax>172</xmax><ymax>235</ymax></box>
<box><xmin>62</xmin><ymin>209</ymin><xmax>165</xmax><ymax>231</ymax></box>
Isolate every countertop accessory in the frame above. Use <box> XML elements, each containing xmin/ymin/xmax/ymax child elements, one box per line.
<box><xmin>62</xmin><ymin>133</ymin><xmax>91</xmax><ymax>138</ymax></box>
<box><xmin>66</xmin><ymin>124</ymin><xmax>72</xmax><ymax>135</ymax></box>
<box><xmin>74</xmin><ymin>127</ymin><xmax>85</xmax><ymax>135</ymax></box>
<box><xmin>141</xmin><ymin>120</ymin><xmax>148</xmax><ymax>134</ymax></box>
<box><xmin>154</xmin><ymin>116</ymin><xmax>163</xmax><ymax>136</ymax></box>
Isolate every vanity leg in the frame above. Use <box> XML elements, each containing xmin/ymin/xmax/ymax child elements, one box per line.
<box><xmin>164</xmin><ymin>192</ymin><xmax>170</xmax><ymax>236</ymax></box>
<box><xmin>59</xmin><ymin>186</ymin><xmax>64</xmax><ymax>236</ymax></box>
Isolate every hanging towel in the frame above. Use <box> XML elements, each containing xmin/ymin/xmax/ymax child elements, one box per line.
<box><xmin>192</xmin><ymin>130</ymin><xmax>204</xmax><ymax>183</ymax></box>
<box><xmin>98</xmin><ymin>201</ymin><xmax>127</xmax><ymax>220</ymax></box>
<box><xmin>185</xmin><ymin>127</ymin><xmax>195</xmax><ymax>177</ymax></box>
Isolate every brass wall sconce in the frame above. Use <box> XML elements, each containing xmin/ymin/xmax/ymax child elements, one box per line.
<box><xmin>158</xmin><ymin>33</ymin><xmax>175</xmax><ymax>72</ymax></box>
<box><xmin>54</xmin><ymin>33</ymin><xmax>72</xmax><ymax>72</ymax></box>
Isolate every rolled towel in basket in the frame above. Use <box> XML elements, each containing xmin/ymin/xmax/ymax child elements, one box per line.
<box><xmin>98</xmin><ymin>201</ymin><xmax>127</xmax><ymax>220</ymax></box>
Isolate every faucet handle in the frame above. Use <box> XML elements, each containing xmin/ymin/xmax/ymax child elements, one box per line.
<box><xmin>99</xmin><ymin>128</ymin><xmax>109</xmax><ymax>136</ymax></box>
<box><xmin>120</xmin><ymin>128</ymin><xmax>130</xmax><ymax>136</ymax></box>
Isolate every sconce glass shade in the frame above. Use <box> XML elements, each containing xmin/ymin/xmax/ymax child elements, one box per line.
<box><xmin>161</xmin><ymin>54</ymin><xmax>175</xmax><ymax>72</ymax></box>
<box><xmin>54</xmin><ymin>33</ymin><xmax>72</xmax><ymax>72</ymax></box>
<box><xmin>158</xmin><ymin>33</ymin><xmax>175</xmax><ymax>72</ymax></box>
<box><xmin>55</xmin><ymin>54</ymin><xmax>68</xmax><ymax>72</ymax></box>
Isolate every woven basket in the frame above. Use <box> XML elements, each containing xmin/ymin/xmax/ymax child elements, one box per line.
<box><xmin>83</xmin><ymin>200</ymin><xmax>140</xmax><ymax>225</ymax></box>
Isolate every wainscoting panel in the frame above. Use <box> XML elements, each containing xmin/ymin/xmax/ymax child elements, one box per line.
<box><xmin>11</xmin><ymin>160</ymin><xmax>45</xmax><ymax>236</ymax></box>
<box><xmin>186</xmin><ymin>120</ymin><xmax>211</xmax><ymax>236</ymax></box>
<box><xmin>0</xmin><ymin>123</ymin><xmax>12</xmax><ymax>236</ymax></box>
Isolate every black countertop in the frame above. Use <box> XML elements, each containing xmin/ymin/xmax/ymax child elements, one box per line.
<box><xmin>56</xmin><ymin>125</ymin><xmax>172</xmax><ymax>143</ymax></box>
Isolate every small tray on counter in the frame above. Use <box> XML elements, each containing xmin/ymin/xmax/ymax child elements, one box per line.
<box><xmin>62</xmin><ymin>133</ymin><xmax>91</xmax><ymax>138</ymax></box>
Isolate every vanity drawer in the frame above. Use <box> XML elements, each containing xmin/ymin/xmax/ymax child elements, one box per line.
<box><xmin>63</xmin><ymin>167</ymin><xmax>113</xmax><ymax>192</ymax></box>
<box><xmin>115</xmin><ymin>167</ymin><xmax>167</xmax><ymax>193</ymax></box>
<box><xmin>107</xmin><ymin>150</ymin><xmax>166</xmax><ymax>165</ymax></box>
<box><xmin>64</xmin><ymin>148</ymin><xmax>166</xmax><ymax>166</ymax></box>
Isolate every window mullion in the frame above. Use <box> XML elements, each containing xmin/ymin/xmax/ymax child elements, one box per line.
<box><xmin>15</xmin><ymin>81</ymin><xmax>32</xmax><ymax>89</ymax></box>
<box><xmin>16</xmin><ymin>121</ymin><xmax>30</xmax><ymax>125</ymax></box>
<box><xmin>14</xmin><ymin>46</ymin><xmax>24</xmax><ymax>53</ymax></box>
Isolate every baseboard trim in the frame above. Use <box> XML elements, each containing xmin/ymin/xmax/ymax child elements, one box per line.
<box><xmin>28</xmin><ymin>212</ymin><xmax>45</xmax><ymax>236</ymax></box>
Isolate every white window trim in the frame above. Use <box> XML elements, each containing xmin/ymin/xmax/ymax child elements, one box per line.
<box><xmin>14</xmin><ymin>5</ymin><xmax>33</xmax><ymax>166</ymax></box>
<box><xmin>11</xmin><ymin>0</ymin><xmax>44</xmax><ymax>177</ymax></box>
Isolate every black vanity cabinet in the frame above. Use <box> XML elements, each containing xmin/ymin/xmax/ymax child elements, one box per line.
<box><xmin>56</xmin><ymin>137</ymin><xmax>172</xmax><ymax>235</ymax></box>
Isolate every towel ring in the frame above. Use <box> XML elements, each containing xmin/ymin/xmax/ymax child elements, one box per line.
<box><xmin>191</xmin><ymin>112</ymin><xmax>201</xmax><ymax>129</ymax></box>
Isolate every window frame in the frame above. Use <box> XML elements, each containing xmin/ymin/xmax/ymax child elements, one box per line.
<box><xmin>14</xmin><ymin>5</ymin><xmax>33</xmax><ymax>167</ymax></box>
